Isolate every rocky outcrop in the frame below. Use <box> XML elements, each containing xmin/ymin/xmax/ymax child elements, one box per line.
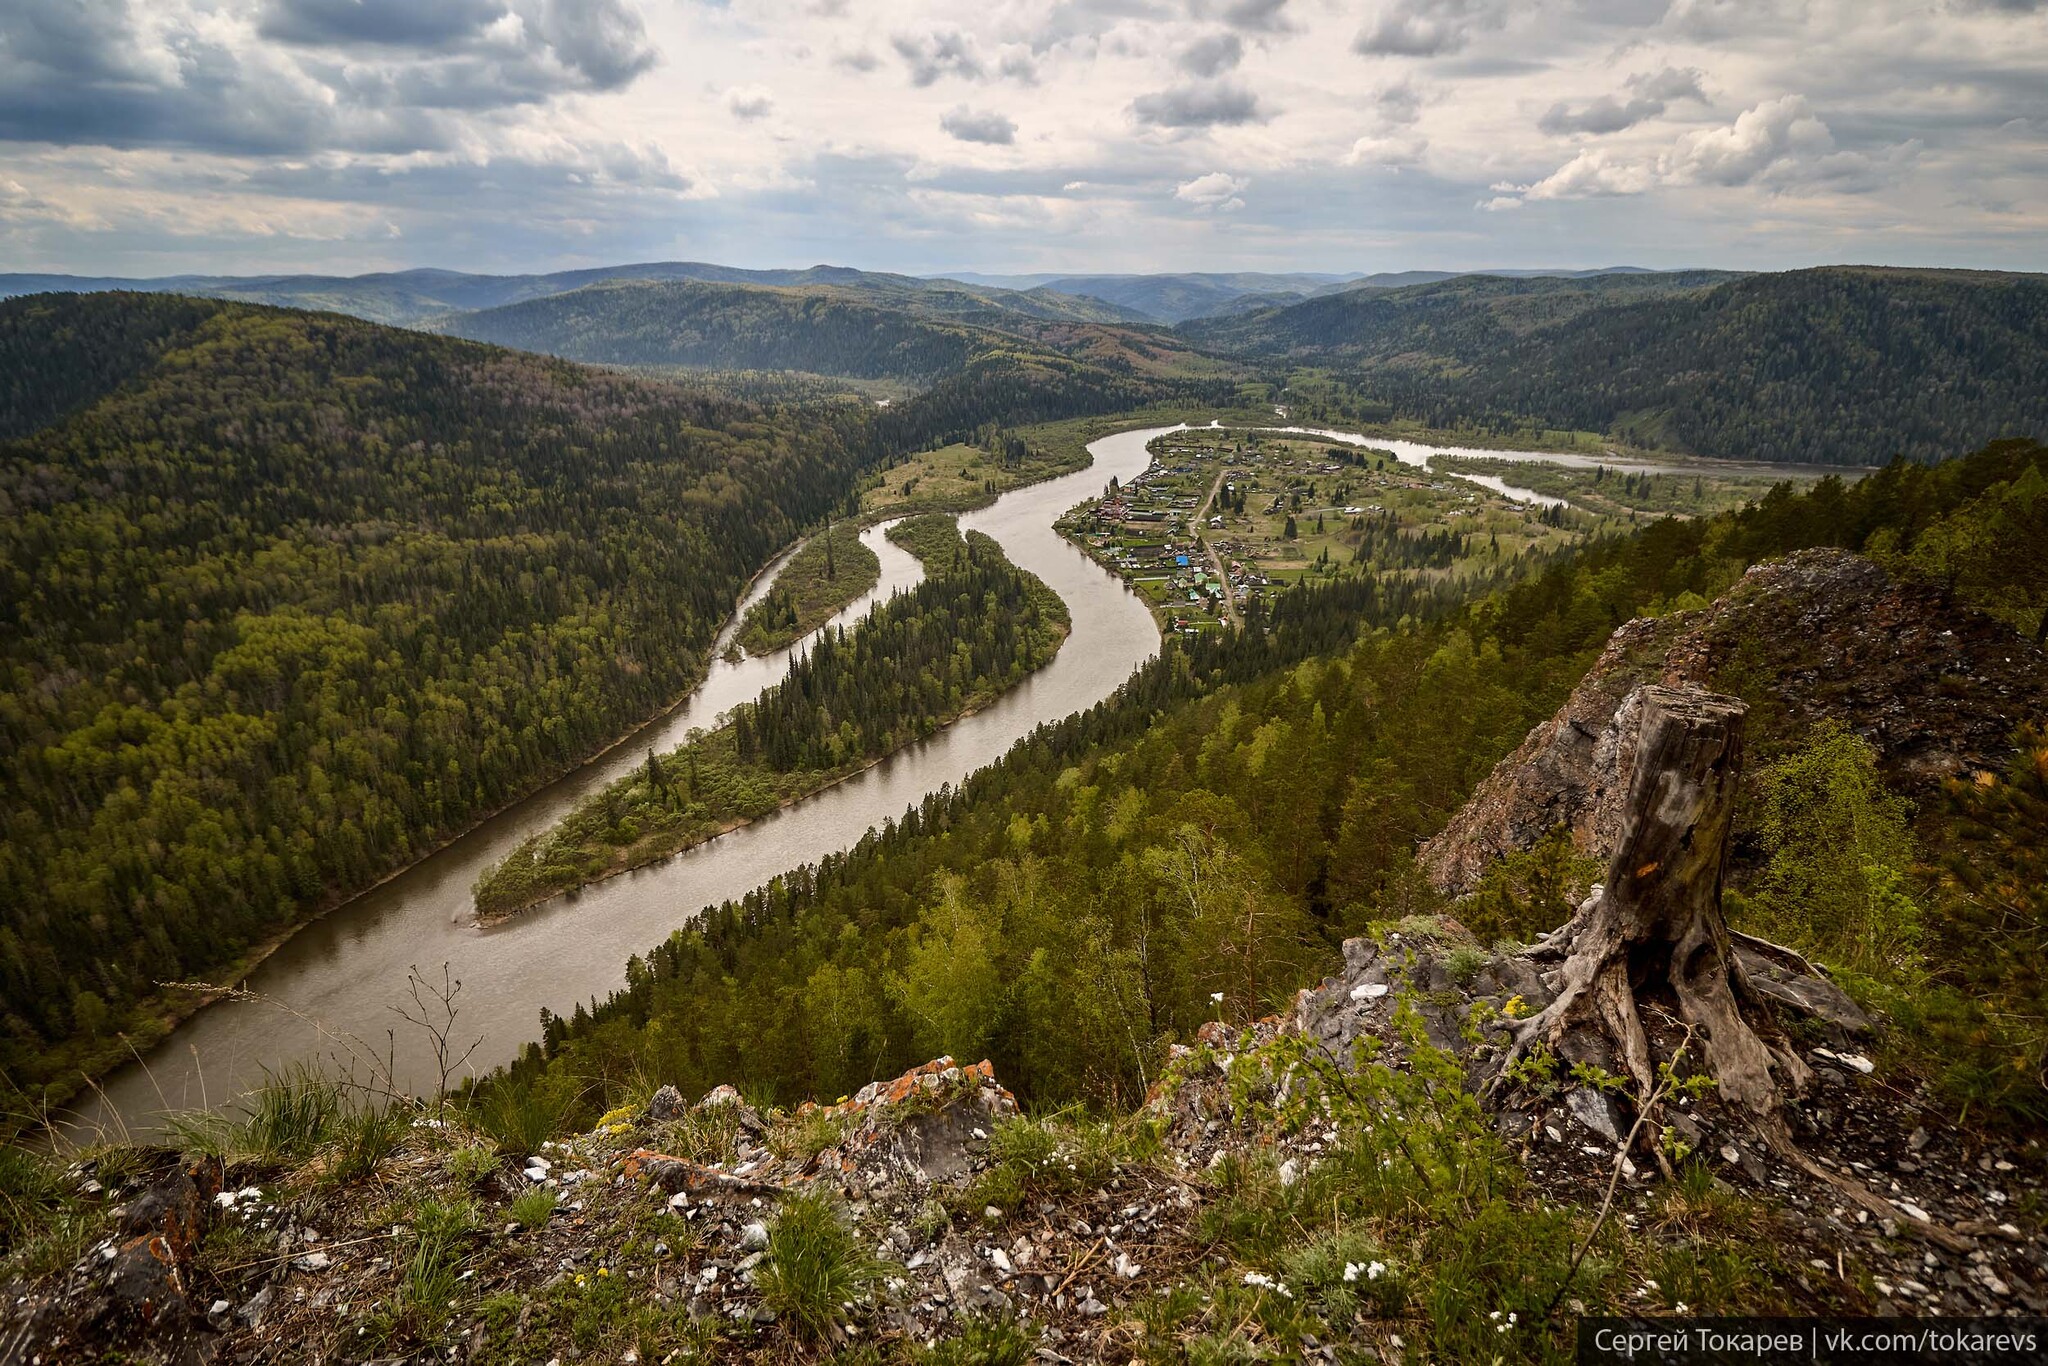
<box><xmin>1</xmin><ymin>1153</ymin><xmax>226</xmax><ymax>1366</ymax></box>
<box><xmin>1421</xmin><ymin>550</ymin><xmax>2047</xmax><ymax>896</ymax></box>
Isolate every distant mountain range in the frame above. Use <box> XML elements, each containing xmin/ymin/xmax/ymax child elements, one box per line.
<box><xmin>0</xmin><ymin>261</ymin><xmax>1149</xmax><ymax>331</ymax></box>
<box><xmin>1</xmin><ymin>262</ymin><xmax>1681</xmax><ymax>329</ymax></box>
<box><xmin>6</xmin><ymin>261</ymin><xmax>2041</xmax><ymax>466</ymax></box>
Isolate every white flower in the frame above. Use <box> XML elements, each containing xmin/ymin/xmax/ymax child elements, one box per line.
<box><xmin>1241</xmin><ymin>1271</ymin><xmax>1293</xmax><ymax>1298</ymax></box>
<box><xmin>1211</xmin><ymin>992</ymin><xmax>1225</xmax><ymax>1003</ymax></box>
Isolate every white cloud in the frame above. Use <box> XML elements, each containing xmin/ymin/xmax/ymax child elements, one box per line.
<box><xmin>0</xmin><ymin>0</ymin><xmax>2040</xmax><ymax>275</ymax></box>
<box><xmin>1175</xmin><ymin>170</ymin><xmax>1247</xmax><ymax>209</ymax></box>
<box><xmin>1353</xmin><ymin>0</ymin><xmax>1506</xmax><ymax>57</ymax></box>
<box><xmin>1179</xmin><ymin>32</ymin><xmax>1243</xmax><ymax>77</ymax></box>
<box><xmin>940</xmin><ymin>107</ymin><xmax>1018</xmax><ymax>145</ymax></box>
<box><xmin>891</xmin><ymin>30</ymin><xmax>984</xmax><ymax>86</ymax></box>
<box><xmin>1498</xmin><ymin>95</ymin><xmax>1921</xmax><ymax>207</ymax></box>
<box><xmin>1131</xmin><ymin>81</ymin><xmax>1266</xmax><ymax>127</ymax></box>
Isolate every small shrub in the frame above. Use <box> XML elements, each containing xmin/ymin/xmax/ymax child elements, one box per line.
<box><xmin>472</xmin><ymin>1083</ymin><xmax>567</xmax><ymax>1156</ymax></box>
<box><xmin>1462</xmin><ymin>826</ymin><xmax>1599</xmax><ymax>942</ymax></box>
<box><xmin>767</xmin><ymin>1106</ymin><xmax>845</xmax><ymax>1165</ymax></box>
<box><xmin>443</xmin><ymin>1144</ymin><xmax>499</xmax><ymax>1185</ymax></box>
<box><xmin>1279</xmin><ymin>1227</ymin><xmax>1405</xmax><ymax>1320</ymax></box>
<box><xmin>1442</xmin><ymin>945</ymin><xmax>1490</xmax><ymax>987</ymax></box>
<box><xmin>166</xmin><ymin>1065</ymin><xmax>346</xmax><ymax>1161</ymax></box>
<box><xmin>754</xmin><ymin>1190</ymin><xmax>893</xmax><ymax>1341</ymax></box>
<box><xmin>0</xmin><ymin>1145</ymin><xmax>66</xmax><ymax>1253</ymax></box>
<box><xmin>914</xmin><ymin>1311</ymin><xmax>1037</xmax><ymax>1365</ymax></box>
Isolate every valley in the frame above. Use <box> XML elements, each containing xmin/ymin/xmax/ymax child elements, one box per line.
<box><xmin>2</xmin><ymin>273</ymin><xmax>2043</xmax><ymax>1366</ymax></box>
<box><xmin>7</xmin><ymin>1</ymin><xmax>2048</xmax><ymax>1355</ymax></box>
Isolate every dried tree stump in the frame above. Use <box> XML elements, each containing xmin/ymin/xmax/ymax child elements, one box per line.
<box><xmin>1500</xmin><ymin>684</ymin><xmax>1809</xmax><ymax>1114</ymax></box>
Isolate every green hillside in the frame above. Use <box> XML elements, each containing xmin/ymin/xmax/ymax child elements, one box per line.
<box><xmin>0</xmin><ymin>293</ymin><xmax>879</xmax><ymax>1106</ymax></box>
<box><xmin>1185</xmin><ymin>267</ymin><xmax>2048</xmax><ymax>464</ymax></box>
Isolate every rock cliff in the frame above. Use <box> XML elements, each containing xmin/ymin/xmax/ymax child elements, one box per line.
<box><xmin>1420</xmin><ymin>549</ymin><xmax>2047</xmax><ymax>896</ymax></box>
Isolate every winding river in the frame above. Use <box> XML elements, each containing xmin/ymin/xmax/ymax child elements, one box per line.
<box><xmin>76</xmin><ymin>427</ymin><xmax>1171</xmax><ymax>1138</ymax></box>
<box><xmin>76</xmin><ymin>422</ymin><xmax>1599</xmax><ymax>1138</ymax></box>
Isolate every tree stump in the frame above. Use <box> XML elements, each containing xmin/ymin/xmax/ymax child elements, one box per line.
<box><xmin>1499</xmin><ymin>684</ymin><xmax>1809</xmax><ymax>1114</ymax></box>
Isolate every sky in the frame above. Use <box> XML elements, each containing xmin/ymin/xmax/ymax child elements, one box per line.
<box><xmin>1</xmin><ymin>0</ymin><xmax>2043</xmax><ymax>279</ymax></box>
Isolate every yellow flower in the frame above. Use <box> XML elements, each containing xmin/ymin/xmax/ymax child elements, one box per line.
<box><xmin>1503</xmin><ymin>994</ymin><xmax>1528</xmax><ymax>1020</ymax></box>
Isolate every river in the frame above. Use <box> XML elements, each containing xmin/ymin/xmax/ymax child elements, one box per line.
<box><xmin>74</xmin><ymin>425</ymin><xmax>1171</xmax><ymax>1139</ymax></box>
<box><xmin>76</xmin><ymin>421</ymin><xmax>1613</xmax><ymax>1138</ymax></box>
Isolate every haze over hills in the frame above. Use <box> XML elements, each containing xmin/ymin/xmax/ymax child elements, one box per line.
<box><xmin>0</xmin><ymin>261</ymin><xmax>1149</xmax><ymax>331</ymax></box>
<box><xmin>936</xmin><ymin>266</ymin><xmax>1682</xmax><ymax>323</ymax></box>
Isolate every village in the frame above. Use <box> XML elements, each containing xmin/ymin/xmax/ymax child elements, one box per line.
<box><xmin>1057</xmin><ymin>427</ymin><xmax>1590</xmax><ymax>633</ymax></box>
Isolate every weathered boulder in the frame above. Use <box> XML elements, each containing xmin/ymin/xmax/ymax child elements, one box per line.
<box><xmin>814</xmin><ymin>1058</ymin><xmax>1019</xmax><ymax>1189</ymax></box>
<box><xmin>644</xmin><ymin>1084</ymin><xmax>688</xmax><ymax>1122</ymax></box>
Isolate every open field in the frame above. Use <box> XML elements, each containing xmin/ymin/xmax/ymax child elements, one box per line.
<box><xmin>1431</xmin><ymin>454</ymin><xmax>1813</xmax><ymax>519</ymax></box>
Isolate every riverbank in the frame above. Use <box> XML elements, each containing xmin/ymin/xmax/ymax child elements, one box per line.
<box><xmin>13</xmin><ymin>516</ymin><xmax>839</xmax><ymax>1139</ymax></box>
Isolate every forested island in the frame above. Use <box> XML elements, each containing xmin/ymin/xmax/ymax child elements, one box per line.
<box><xmin>470</xmin><ymin>519</ymin><xmax>1068</xmax><ymax>920</ymax></box>
<box><xmin>731</xmin><ymin>521</ymin><xmax>879</xmax><ymax>657</ymax></box>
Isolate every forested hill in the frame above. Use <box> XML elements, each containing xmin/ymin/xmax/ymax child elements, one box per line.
<box><xmin>436</xmin><ymin>277</ymin><xmax>1188</xmax><ymax>385</ymax></box>
<box><xmin>1183</xmin><ymin>267</ymin><xmax>2048</xmax><ymax>465</ymax></box>
<box><xmin>440</xmin><ymin>280</ymin><xmax>984</xmax><ymax>381</ymax></box>
<box><xmin>0</xmin><ymin>292</ymin><xmax>886</xmax><ymax>1109</ymax></box>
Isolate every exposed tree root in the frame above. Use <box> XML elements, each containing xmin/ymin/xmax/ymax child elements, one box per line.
<box><xmin>1484</xmin><ymin>685</ymin><xmax>1974</xmax><ymax>1253</ymax></box>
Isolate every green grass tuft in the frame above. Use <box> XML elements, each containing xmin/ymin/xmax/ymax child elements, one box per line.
<box><xmin>753</xmin><ymin>1189</ymin><xmax>894</xmax><ymax>1341</ymax></box>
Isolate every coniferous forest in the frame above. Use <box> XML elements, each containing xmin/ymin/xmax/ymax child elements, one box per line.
<box><xmin>0</xmin><ymin>289</ymin><xmax>1185</xmax><ymax>1105</ymax></box>
<box><xmin>0</xmin><ymin>293</ymin><xmax>900</xmax><ymax>1099</ymax></box>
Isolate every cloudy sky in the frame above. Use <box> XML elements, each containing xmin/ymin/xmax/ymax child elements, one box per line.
<box><xmin>2</xmin><ymin>0</ymin><xmax>2043</xmax><ymax>277</ymax></box>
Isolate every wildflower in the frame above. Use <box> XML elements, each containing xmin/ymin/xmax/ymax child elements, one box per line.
<box><xmin>1211</xmin><ymin>992</ymin><xmax>1225</xmax><ymax>1004</ymax></box>
<box><xmin>1242</xmin><ymin>1271</ymin><xmax>1294</xmax><ymax>1299</ymax></box>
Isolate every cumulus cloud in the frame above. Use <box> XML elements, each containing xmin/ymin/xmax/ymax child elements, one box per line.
<box><xmin>1494</xmin><ymin>94</ymin><xmax>1920</xmax><ymax>207</ymax></box>
<box><xmin>1191</xmin><ymin>0</ymin><xmax>1294</xmax><ymax>33</ymax></box>
<box><xmin>265</xmin><ymin>0</ymin><xmax>657</xmax><ymax>91</ymax></box>
<box><xmin>1353</xmin><ymin>0</ymin><xmax>1506</xmax><ymax>57</ymax></box>
<box><xmin>940</xmin><ymin>107</ymin><xmax>1018</xmax><ymax>144</ymax></box>
<box><xmin>1540</xmin><ymin>68</ymin><xmax>1707</xmax><ymax>136</ymax></box>
<box><xmin>0</xmin><ymin>0</ymin><xmax>658</xmax><ymax>153</ymax></box>
<box><xmin>1174</xmin><ymin>170</ymin><xmax>1247</xmax><ymax>209</ymax></box>
<box><xmin>3</xmin><ymin>0</ymin><xmax>2039</xmax><ymax>279</ymax></box>
<box><xmin>1179</xmin><ymin>32</ymin><xmax>1244</xmax><ymax>77</ymax></box>
<box><xmin>892</xmin><ymin>31</ymin><xmax>984</xmax><ymax>86</ymax></box>
<box><xmin>1131</xmin><ymin>80</ymin><xmax>1265</xmax><ymax>127</ymax></box>
<box><xmin>727</xmin><ymin>87</ymin><xmax>774</xmax><ymax>120</ymax></box>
